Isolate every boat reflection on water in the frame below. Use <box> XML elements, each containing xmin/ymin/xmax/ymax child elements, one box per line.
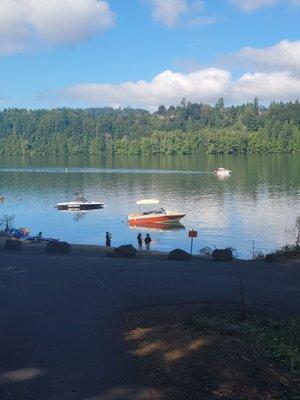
<box><xmin>57</xmin><ymin>209</ymin><xmax>89</xmax><ymax>222</ymax></box>
<box><xmin>217</xmin><ymin>174</ymin><xmax>230</xmax><ymax>181</ymax></box>
<box><xmin>128</xmin><ymin>220</ymin><xmax>185</xmax><ymax>232</ymax></box>
<box><xmin>72</xmin><ymin>212</ymin><xmax>86</xmax><ymax>222</ymax></box>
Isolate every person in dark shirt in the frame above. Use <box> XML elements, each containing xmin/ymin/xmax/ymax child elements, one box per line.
<box><xmin>144</xmin><ymin>233</ymin><xmax>152</xmax><ymax>250</ymax></box>
<box><xmin>105</xmin><ymin>231</ymin><xmax>112</xmax><ymax>247</ymax></box>
<box><xmin>137</xmin><ymin>233</ymin><xmax>143</xmax><ymax>251</ymax></box>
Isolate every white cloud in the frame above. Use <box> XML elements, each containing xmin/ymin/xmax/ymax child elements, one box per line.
<box><xmin>151</xmin><ymin>0</ymin><xmax>188</xmax><ymax>26</ymax></box>
<box><xmin>232</xmin><ymin>72</ymin><xmax>300</xmax><ymax>102</ymax></box>
<box><xmin>0</xmin><ymin>0</ymin><xmax>115</xmax><ymax>55</ymax></box>
<box><xmin>62</xmin><ymin>68</ymin><xmax>231</xmax><ymax>107</ymax></box>
<box><xmin>231</xmin><ymin>40</ymin><xmax>300</xmax><ymax>76</ymax></box>
<box><xmin>60</xmin><ymin>70</ymin><xmax>300</xmax><ymax>108</ymax></box>
<box><xmin>231</xmin><ymin>0</ymin><xmax>300</xmax><ymax>12</ymax></box>
<box><xmin>231</xmin><ymin>0</ymin><xmax>278</xmax><ymax>12</ymax></box>
<box><xmin>150</xmin><ymin>0</ymin><xmax>215</xmax><ymax>27</ymax></box>
<box><xmin>53</xmin><ymin>39</ymin><xmax>300</xmax><ymax>108</ymax></box>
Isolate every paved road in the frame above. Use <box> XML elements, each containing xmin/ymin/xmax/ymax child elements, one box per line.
<box><xmin>0</xmin><ymin>249</ymin><xmax>299</xmax><ymax>400</ymax></box>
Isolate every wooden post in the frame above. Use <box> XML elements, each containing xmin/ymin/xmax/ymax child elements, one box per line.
<box><xmin>190</xmin><ymin>236</ymin><xmax>194</xmax><ymax>255</ymax></box>
<box><xmin>188</xmin><ymin>230</ymin><xmax>198</xmax><ymax>256</ymax></box>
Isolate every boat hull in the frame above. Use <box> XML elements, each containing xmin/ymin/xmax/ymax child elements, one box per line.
<box><xmin>128</xmin><ymin>213</ymin><xmax>185</xmax><ymax>224</ymax></box>
<box><xmin>57</xmin><ymin>204</ymin><xmax>104</xmax><ymax>210</ymax></box>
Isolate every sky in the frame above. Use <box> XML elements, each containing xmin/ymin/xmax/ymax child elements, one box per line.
<box><xmin>0</xmin><ymin>0</ymin><xmax>299</xmax><ymax>110</ymax></box>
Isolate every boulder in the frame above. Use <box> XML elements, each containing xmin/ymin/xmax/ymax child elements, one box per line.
<box><xmin>212</xmin><ymin>248</ymin><xmax>233</xmax><ymax>262</ymax></box>
<box><xmin>114</xmin><ymin>245</ymin><xmax>137</xmax><ymax>258</ymax></box>
<box><xmin>45</xmin><ymin>241</ymin><xmax>71</xmax><ymax>254</ymax></box>
<box><xmin>168</xmin><ymin>248</ymin><xmax>191</xmax><ymax>261</ymax></box>
<box><xmin>5</xmin><ymin>239</ymin><xmax>22</xmax><ymax>252</ymax></box>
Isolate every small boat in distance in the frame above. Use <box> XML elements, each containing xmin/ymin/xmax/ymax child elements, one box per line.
<box><xmin>128</xmin><ymin>199</ymin><xmax>185</xmax><ymax>225</ymax></box>
<box><xmin>213</xmin><ymin>167</ymin><xmax>231</xmax><ymax>177</ymax></box>
<box><xmin>56</xmin><ymin>193</ymin><xmax>104</xmax><ymax>211</ymax></box>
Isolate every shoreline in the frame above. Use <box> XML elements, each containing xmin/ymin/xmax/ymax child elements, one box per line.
<box><xmin>0</xmin><ymin>237</ymin><xmax>208</xmax><ymax>260</ymax></box>
<box><xmin>0</xmin><ymin>237</ymin><xmax>298</xmax><ymax>264</ymax></box>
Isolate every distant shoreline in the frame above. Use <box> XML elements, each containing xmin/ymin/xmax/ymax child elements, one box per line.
<box><xmin>1</xmin><ymin>101</ymin><xmax>299</xmax><ymax>156</ymax></box>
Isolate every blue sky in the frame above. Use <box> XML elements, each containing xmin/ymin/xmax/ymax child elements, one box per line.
<box><xmin>0</xmin><ymin>0</ymin><xmax>299</xmax><ymax>109</ymax></box>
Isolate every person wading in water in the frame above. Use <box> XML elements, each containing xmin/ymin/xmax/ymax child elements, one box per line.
<box><xmin>105</xmin><ymin>231</ymin><xmax>112</xmax><ymax>247</ymax></box>
<box><xmin>137</xmin><ymin>233</ymin><xmax>143</xmax><ymax>251</ymax></box>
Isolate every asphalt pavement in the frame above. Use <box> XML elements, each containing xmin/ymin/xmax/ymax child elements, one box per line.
<box><xmin>0</xmin><ymin>249</ymin><xmax>299</xmax><ymax>399</ymax></box>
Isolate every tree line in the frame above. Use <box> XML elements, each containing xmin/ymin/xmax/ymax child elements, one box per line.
<box><xmin>0</xmin><ymin>98</ymin><xmax>299</xmax><ymax>155</ymax></box>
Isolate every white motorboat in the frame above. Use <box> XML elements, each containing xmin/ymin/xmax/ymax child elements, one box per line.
<box><xmin>56</xmin><ymin>193</ymin><xmax>104</xmax><ymax>210</ymax></box>
<box><xmin>213</xmin><ymin>167</ymin><xmax>231</xmax><ymax>177</ymax></box>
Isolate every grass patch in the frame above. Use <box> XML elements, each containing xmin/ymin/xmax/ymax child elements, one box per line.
<box><xmin>184</xmin><ymin>316</ymin><xmax>300</xmax><ymax>373</ymax></box>
<box><xmin>126</xmin><ymin>306</ymin><xmax>300</xmax><ymax>400</ymax></box>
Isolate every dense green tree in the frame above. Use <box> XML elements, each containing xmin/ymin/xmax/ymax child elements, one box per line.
<box><xmin>0</xmin><ymin>100</ymin><xmax>299</xmax><ymax>156</ymax></box>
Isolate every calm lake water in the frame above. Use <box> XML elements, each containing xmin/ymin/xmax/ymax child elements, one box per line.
<box><xmin>0</xmin><ymin>154</ymin><xmax>299</xmax><ymax>259</ymax></box>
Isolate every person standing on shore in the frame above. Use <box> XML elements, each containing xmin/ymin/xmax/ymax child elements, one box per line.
<box><xmin>137</xmin><ymin>233</ymin><xmax>143</xmax><ymax>251</ymax></box>
<box><xmin>144</xmin><ymin>233</ymin><xmax>152</xmax><ymax>251</ymax></box>
<box><xmin>105</xmin><ymin>231</ymin><xmax>112</xmax><ymax>247</ymax></box>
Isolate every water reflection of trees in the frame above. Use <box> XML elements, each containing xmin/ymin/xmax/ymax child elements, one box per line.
<box><xmin>0</xmin><ymin>154</ymin><xmax>299</xmax><ymax>206</ymax></box>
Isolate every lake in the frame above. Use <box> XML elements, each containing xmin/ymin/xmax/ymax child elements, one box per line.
<box><xmin>0</xmin><ymin>154</ymin><xmax>299</xmax><ymax>259</ymax></box>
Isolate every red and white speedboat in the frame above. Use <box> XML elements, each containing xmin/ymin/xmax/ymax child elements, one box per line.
<box><xmin>128</xmin><ymin>199</ymin><xmax>185</xmax><ymax>225</ymax></box>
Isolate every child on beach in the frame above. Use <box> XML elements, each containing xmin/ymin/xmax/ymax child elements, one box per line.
<box><xmin>144</xmin><ymin>233</ymin><xmax>152</xmax><ymax>251</ymax></box>
<box><xmin>137</xmin><ymin>233</ymin><xmax>143</xmax><ymax>251</ymax></box>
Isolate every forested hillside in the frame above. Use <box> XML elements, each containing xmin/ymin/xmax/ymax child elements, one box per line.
<box><xmin>0</xmin><ymin>99</ymin><xmax>299</xmax><ymax>155</ymax></box>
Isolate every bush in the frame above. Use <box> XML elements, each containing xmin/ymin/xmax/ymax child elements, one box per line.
<box><xmin>212</xmin><ymin>248</ymin><xmax>234</xmax><ymax>262</ymax></box>
<box><xmin>252</xmin><ymin>249</ymin><xmax>265</xmax><ymax>260</ymax></box>
<box><xmin>114</xmin><ymin>245</ymin><xmax>137</xmax><ymax>258</ymax></box>
<box><xmin>168</xmin><ymin>248</ymin><xmax>191</xmax><ymax>261</ymax></box>
<box><xmin>0</xmin><ymin>214</ymin><xmax>14</xmax><ymax>236</ymax></box>
<box><xmin>199</xmin><ymin>246</ymin><xmax>212</xmax><ymax>256</ymax></box>
<box><xmin>265</xmin><ymin>244</ymin><xmax>300</xmax><ymax>261</ymax></box>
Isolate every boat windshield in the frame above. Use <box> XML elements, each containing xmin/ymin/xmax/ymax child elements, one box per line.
<box><xmin>142</xmin><ymin>208</ymin><xmax>166</xmax><ymax>215</ymax></box>
<box><xmin>72</xmin><ymin>194</ymin><xmax>89</xmax><ymax>203</ymax></box>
